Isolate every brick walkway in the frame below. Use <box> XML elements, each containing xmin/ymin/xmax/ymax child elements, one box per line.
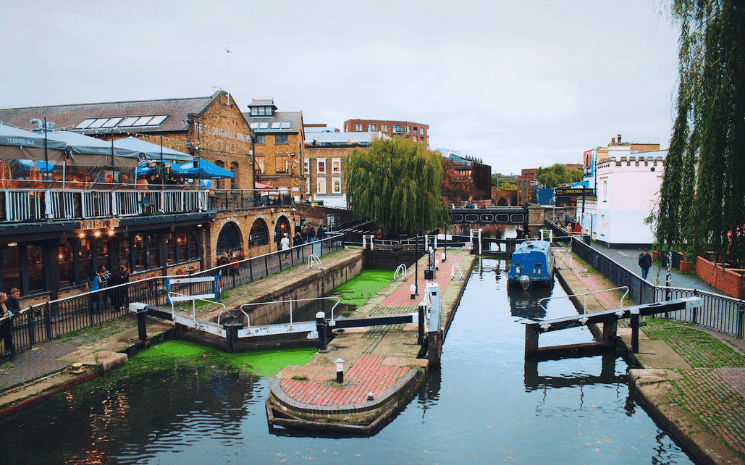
<box><xmin>279</xmin><ymin>354</ymin><xmax>411</xmax><ymax>407</ymax></box>
<box><xmin>566</xmin><ymin>250</ymin><xmax>745</xmax><ymax>457</ymax></box>
<box><xmin>380</xmin><ymin>255</ymin><xmax>464</xmax><ymax>307</ymax></box>
<box><xmin>0</xmin><ymin>340</ymin><xmax>78</xmax><ymax>390</ymax></box>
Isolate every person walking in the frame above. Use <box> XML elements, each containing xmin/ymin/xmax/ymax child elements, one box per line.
<box><xmin>281</xmin><ymin>233</ymin><xmax>291</xmax><ymax>265</ymax></box>
<box><xmin>293</xmin><ymin>231</ymin><xmax>303</xmax><ymax>259</ymax></box>
<box><xmin>639</xmin><ymin>248</ymin><xmax>653</xmax><ymax>280</ymax></box>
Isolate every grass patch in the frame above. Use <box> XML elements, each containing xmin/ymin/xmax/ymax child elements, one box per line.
<box><xmin>131</xmin><ymin>339</ymin><xmax>317</xmax><ymax>377</ymax></box>
<box><xmin>330</xmin><ymin>268</ymin><xmax>394</xmax><ymax>307</ymax></box>
<box><xmin>59</xmin><ymin>317</ymin><xmax>133</xmax><ymax>344</ymax></box>
<box><xmin>642</xmin><ymin>318</ymin><xmax>745</xmax><ymax>368</ymax></box>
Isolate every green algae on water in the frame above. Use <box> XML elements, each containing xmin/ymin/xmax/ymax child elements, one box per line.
<box><xmin>330</xmin><ymin>268</ymin><xmax>393</xmax><ymax>307</ymax></box>
<box><xmin>130</xmin><ymin>340</ymin><xmax>317</xmax><ymax>377</ymax></box>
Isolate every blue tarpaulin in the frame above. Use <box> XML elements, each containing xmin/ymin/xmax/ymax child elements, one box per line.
<box><xmin>173</xmin><ymin>159</ymin><xmax>234</xmax><ymax>179</ymax></box>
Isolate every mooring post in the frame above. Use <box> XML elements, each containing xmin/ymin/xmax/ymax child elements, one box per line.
<box><xmin>525</xmin><ymin>323</ymin><xmax>539</xmax><ymax>356</ymax></box>
<box><xmin>137</xmin><ymin>306</ymin><xmax>147</xmax><ymax>342</ymax></box>
<box><xmin>417</xmin><ymin>301</ymin><xmax>426</xmax><ymax>345</ymax></box>
<box><xmin>602</xmin><ymin>318</ymin><xmax>617</xmax><ymax>345</ymax></box>
<box><xmin>427</xmin><ymin>331</ymin><xmax>441</xmax><ymax>368</ymax></box>
<box><xmin>225</xmin><ymin>323</ymin><xmax>242</xmax><ymax>353</ymax></box>
<box><xmin>630</xmin><ymin>308</ymin><xmax>639</xmax><ymax>354</ymax></box>
<box><xmin>316</xmin><ymin>311</ymin><xmax>327</xmax><ymax>351</ymax></box>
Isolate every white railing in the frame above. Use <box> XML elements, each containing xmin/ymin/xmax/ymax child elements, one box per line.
<box><xmin>538</xmin><ymin>286</ymin><xmax>629</xmax><ymax>329</ymax></box>
<box><xmin>2</xmin><ymin>188</ymin><xmax>212</xmax><ymax>222</ymax></box>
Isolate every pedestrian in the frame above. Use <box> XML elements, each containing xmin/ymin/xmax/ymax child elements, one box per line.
<box><xmin>281</xmin><ymin>233</ymin><xmax>291</xmax><ymax>264</ymax></box>
<box><xmin>86</xmin><ymin>269</ymin><xmax>101</xmax><ymax>314</ymax></box>
<box><xmin>639</xmin><ymin>248</ymin><xmax>653</xmax><ymax>280</ymax></box>
<box><xmin>119</xmin><ymin>263</ymin><xmax>131</xmax><ymax>310</ymax></box>
<box><xmin>98</xmin><ymin>265</ymin><xmax>112</xmax><ymax>310</ymax></box>
<box><xmin>308</xmin><ymin>225</ymin><xmax>316</xmax><ymax>243</ymax></box>
<box><xmin>293</xmin><ymin>230</ymin><xmax>303</xmax><ymax>259</ymax></box>
<box><xmin>6</xmin><ymin>288</ymin><xmax>21</xmax><ymax>314</ymax></box>
<box><xmin>565</xmin><ymin>213</ymin><xmax>572</xmax><ymax>229</ymax></box>
<box><xmin>318</xmin><ymin>225</ymin><xmax>326</xmax><ymax>241</ymax></box>
<box><xmin>0</xmin><ymin>292</ymin><xmax>14</xmax><ymax>356</ymax></box>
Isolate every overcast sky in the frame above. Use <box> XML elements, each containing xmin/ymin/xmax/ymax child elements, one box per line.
<box><xmin>0</xmin><ymin>0</ymin><xmax>679</xmax><ymax>174</ymax></box>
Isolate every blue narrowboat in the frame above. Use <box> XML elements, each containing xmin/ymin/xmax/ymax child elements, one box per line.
<box><xmin>507</xmin><ymin>240</ymin><xmax>555</xmax><ymax>290</ymax></box>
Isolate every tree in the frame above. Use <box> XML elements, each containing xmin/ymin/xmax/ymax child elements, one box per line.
<box><xmin>656</xmin><ymin>0</ymin><xmax>744</xmax><ymax>266</ymax></box>
<box><xmin>499</xmin><ymin>182</ymin><xmax>517</xmax><ymax>191</ymax></box>
<box><xmin>346</xmin><ymin>138</ymin><xmax>447</xmax><ymax>233</ymax></box>
<box><xmin>536</xmin><ymin>164</ymin><xmax>583</xmax><ymax>188</ymax></box>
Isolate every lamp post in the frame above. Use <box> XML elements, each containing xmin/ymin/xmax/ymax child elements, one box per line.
<box><xmin>414</xmin><ymin>223</ymin><xmax>419</xmax><ymax>297</ymax></box>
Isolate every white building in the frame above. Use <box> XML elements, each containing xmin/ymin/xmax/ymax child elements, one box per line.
<box><xmin>578</xmin><ymin>144</ymin><xmax>666</xmax><ymax>248</ymax></box>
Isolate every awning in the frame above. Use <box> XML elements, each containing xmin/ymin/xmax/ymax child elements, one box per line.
<box><xmin>173</xmin><ymin>159</ymin><xmax>234</xmax><ymax>179</ymax></box>
<box><xmin>0</xmin><ymin>123</ymin><xmax>67</xmax><ymax>162</ymax></box>
<box><xmin>46</xmin><ymin>131</ymin><xmax>139</xmax><ymax>168</ymax></box>
<box><xmin>113</xmin><ymin>137</ymin><xmax>193</xmax><ymax>162</ymax></box>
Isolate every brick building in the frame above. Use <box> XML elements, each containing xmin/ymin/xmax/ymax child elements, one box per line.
<box><xmin>343</xmin><ymin>119</ymin><xmax>428</xmax><ymax>147</ymax></box>
<box><xmin>243</xmin><ymin>99</ymin><xmax>305</xmax><ymax>199</ymax></box>
<box><xmin>517</xmin><ymin>168</ymin><xmax>537</xmax><ymax>205</ymax></box>
<box><xmin>0</xmin><ymin>91</ymin><xmax>255</xmax><ymax>190</ymax></box>
<box><xmin>303</xmin><ymin>131</ymin><xmax>385</xmax><ymax>208</ymax></box>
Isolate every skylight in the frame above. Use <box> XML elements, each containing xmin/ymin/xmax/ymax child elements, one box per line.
<box><xmin>250</xmin><ymin>122</ymin><xmax>259</xmax><ymax>129</ymax></box>
<box><xmin>87</xmin><ymin>118</ymin><xmax>110</xmax><ymax>129</ymax></box>
<box><xmin>76</xmin><ymin>118</ymin><xmax>96</xmax><ymax>129</ymax></box>
<box><xmin>271</xmin><ymin>122</ymin><xmax>281</xmax><ymax>129</ymax></box>
<box><xmin>147</xmin><ymin>115</ymin><xmax>167</xmax><ymax>125</ymax></box>
<box><xmin>281</xmin><ymin>122</ymin><xmax>291</xmax><ymax>129</ymax></box>
<box><xmin>132</xmin><ymin>116</ymin><xmax>153</xmax><ymax>126</ymax></box>
<box><xmin>102</xmin><ymin>117</ymin><xmax>123</xmax><ymax>128</ymax></box>
<box><xmin>119</xmin><ymin>117</ymin><xmax>139</xmax><ymax>127</ymax></box>
<box><xmin>259</xmin><ymin>122</ymin><xmax>269</xmax><ymax>129</ymax></box>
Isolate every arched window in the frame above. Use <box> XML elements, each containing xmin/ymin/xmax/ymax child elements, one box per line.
<box><xmin>217</xmin><ymin>222</ymin><xmax>243</xmax><ymax>256</ymax></box>
<box><xmin>215</xmin><ymin>160</ymin><xmax>226</xmax><ymax>190</ymax></box>
<box><xmin>230</xmin><ymin>162</ymin><xmax>239</xmax><ymax>190</ymax></box>
<box><xmin>249</xmin><ymin>218</ymin><xmax>269</xmax><ymax>247</ymax></box>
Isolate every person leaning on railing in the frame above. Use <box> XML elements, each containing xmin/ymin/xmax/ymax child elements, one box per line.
<box><xmin>0</xmin><ymin>292</ymin><xmax>15</xmax><ymax>356</ymax></box>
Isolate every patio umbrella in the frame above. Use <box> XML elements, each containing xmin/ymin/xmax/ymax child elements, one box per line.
<box><xmin>173</xmin><ymin>159</ymin><xmax>234</xmax><ymax>179</ymax></box>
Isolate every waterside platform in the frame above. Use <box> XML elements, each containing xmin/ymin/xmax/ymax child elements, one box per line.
<box><xmin>266</xmin><ymin>250</ymin><xmax>475</xmax><ymax>434</ymax></box>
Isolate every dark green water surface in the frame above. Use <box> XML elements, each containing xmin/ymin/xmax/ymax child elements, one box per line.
<box><xmin>0</xmin><ymin>260</ymin><xmax>695</xmax><ymax>464</ymax></box>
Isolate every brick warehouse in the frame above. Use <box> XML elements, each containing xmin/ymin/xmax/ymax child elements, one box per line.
<box><xmin>0</xmin><ymin>91</ymin><xmax>310</xmax><ymax>303</ymax></box>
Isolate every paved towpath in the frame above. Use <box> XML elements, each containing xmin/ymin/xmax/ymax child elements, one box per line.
<box><xmin>558</xmin><ymin>248</ymin><xmax>745</xmax><ymax>464</ymax></box>
<box><xmin>271</xmin><ymin>252</ymin><xmax>470</xmax><ymax>415</ymax></box>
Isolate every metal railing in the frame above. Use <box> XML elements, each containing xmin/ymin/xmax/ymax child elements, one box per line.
<box><xmin>0</xmin><ymin>187</ymin><xmax>296</xmax><ymax>223</ymax></box>
<box><xmin>0</xmin><ymin>234</ymin><xmax>345</xmax><ymax>360</ymax></box>
<box><xmin>567</xmin><ymin>233</ymin><xmax>745</xmax><ymax>338</ymax></box>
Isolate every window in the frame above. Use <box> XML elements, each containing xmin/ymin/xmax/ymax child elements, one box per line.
<box><xmin>317</xmin><ymin>178</ymin><xmax>326</xmax><ymax>194</ymax></box>
<box><xmin>369</xmin><ymin>124</ymin><xmax>377</xmax><ymax>131</ymax></box>
<box><xmin>413</xmin><ymin>126</ymin><xmax>417</xmax><ymax>133</ymax></box>
<box><xmin>257</xmin><ymin>107</ymin><xmax>266</xmax><ymax>116</ymax></box>
<box><xmin>255</xmin><ymin>156</ymin><xmax>265</xmax><ymax>175</ymax></box>
<box><xmin>332</xmin><ymin>158</ymin><xmax>341</xmax><ymax>174</ymax></box>
<box><xmin>317</xmin><ymin>158</ymin><xmax>326</xmax><ymax>174</ymax></box>
<box><xmin>275</xmin><ymin>155</ymin><xmax>289</xmax><ymax>173</ymax></box>
<box><xmin>602</xmin><ymin>179</ymin><xmax>608</xmax><ymax>202</ymax></box>
<box><xmin>355</xmin><ymin>124</ymin><xmax>362</xmax><ymax>131</ymax></box>
<box><xmin>303</xmin><ymin>159</ymin><xmax>310</xmax><ymax>175</ymax></box>
<box><xmin>306</xmin><ymin>179</ymin><xmax>311</xmax><ymax>194</ymax></box>
<box><xmin>393</xmin><ymin>125</ymin><xmax>402</xmax><ymax>133</ymax></box>
<box><xmin>255</xmin><ymin>135</ymin><xmax>265</xmax><ymax>144</ymax></box>
<box><xmin>102</xmin><ymin>117</ymin><xmax>123</xmax><ymax>128</ymax></box>
<box><xmin>332</xmin><ymin>177</ymin><xmax>342</xmax><ymax>194</ymax></box>
<box><xmin>230</xmin><ymin>162</ymin><xmax>239</xmax><ymax>189</ymax></box>
<box><xmin>405</xmin><ymin>126</ymin><xmax>410</xmax><ymax>133</ymax></box>
<box><xmin>265</xmin><ymin>106</ymin><xmax>273</xmax><ymax>116</ymax></box>
<box><xmin>381</xmin><ymin>124</ymin><xmax>388</xmax><ymax>132</ymax></box>
<box><xmin>275</xmin><ymin>134</ymin><xmax>288</xmax><ymax>144</ymax></box>
<box><xmin>419</xmin><ymin>128</ymin><xmax>424</xmax><ymax>135</ymax></box>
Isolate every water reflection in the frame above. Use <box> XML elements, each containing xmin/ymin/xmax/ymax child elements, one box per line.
<box><xmin>523</xmin><ymin>353</ymin><xmax>623</xmax><ymax>391</ymax></box>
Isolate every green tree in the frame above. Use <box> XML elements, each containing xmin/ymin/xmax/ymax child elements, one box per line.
<box><xmin>499</xmin><ymin>182</ymin><xmax>517</xmax><ymax>191</ymax></box>
<box><xmin>346</xmin><ymin>138</ymin><xmax>447</xmax><ymax>233</ymax></box>
<box><xmin>657</xmin><ymin>0</ymin><xmax>744</xmax><ymax>265</ymax></box>
<box><xmin>536</xmin><ymin>164</ymin><xmax>583</xmax><ymax>188</ymax></box>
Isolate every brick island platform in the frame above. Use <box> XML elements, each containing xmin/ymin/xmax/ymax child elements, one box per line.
<box><xmin>267</xmin><ymin>250</ymin><xmax>475</xmax><ymax>434</ymax></box>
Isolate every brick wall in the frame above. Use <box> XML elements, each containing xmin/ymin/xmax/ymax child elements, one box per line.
<box><xmin>696</xmin><ymin>256</ymin><xmax>745</xmax><ymax>300</ymax></box>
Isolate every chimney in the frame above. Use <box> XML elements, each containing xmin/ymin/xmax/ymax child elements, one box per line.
<box><xmin>611</xmin><ymin>137</ymin><xmax>616</xmax><ymax>145</ymax></box>
<box><xmin>617</xmin><ymin>134</ymin><xmax>622</xmax><ymax>144</ymax></box>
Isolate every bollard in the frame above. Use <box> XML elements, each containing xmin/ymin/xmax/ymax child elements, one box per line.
<box><xmin>316</xmin><ymin>311</ymin><xmax>327</xmax><ymax>351</ymax></box>
<box><xmin>335</xmin><ymin>358</ymin><xmax>345</xmax><ymax>383</ymax></box>
<box><xmin>630</xmin><ymin>308</ymin><xmax>639</xmax><ymax>354</ymax></box>
<box><xmin>417</xmin><ymin>301</ymin><xmax>426</xmax><ymax>345</ymax></box>
<box><xmin>137</xmin><ymin>308</ymin><xmax>147</xmax><ymax>342</ymax></box>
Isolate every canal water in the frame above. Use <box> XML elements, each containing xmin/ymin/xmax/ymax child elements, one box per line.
<box><xmin>0</xmin><ymin>259</ymin><xmax>695</xmax><ymax>464</ymax></box>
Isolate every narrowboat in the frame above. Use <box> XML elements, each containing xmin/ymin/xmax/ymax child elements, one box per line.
<box><xmin>507</xmin><ymin>240</ymin><xmax>555</xmax><ymax>290</ymax></box>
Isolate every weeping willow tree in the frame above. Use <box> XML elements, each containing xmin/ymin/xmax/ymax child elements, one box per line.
<box><xmin>345</xmin><ymin>137</ymin><xmax>447</xmax><ymax>233</ymax></box>
<box><xmin>657</xmin><ymin>0</ymin><xmax>745</xmax><ymax>266</ymax></box>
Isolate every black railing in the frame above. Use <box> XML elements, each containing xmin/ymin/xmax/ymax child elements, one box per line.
<box><xmin>0</xmin><ymin>234</ymin><xmax>345</xmax><ymax>360</ymax></box>
<box><xmin>567</xmin><ymin>234</ymin><xmax>745</xmax><ymax>338</ymax></box>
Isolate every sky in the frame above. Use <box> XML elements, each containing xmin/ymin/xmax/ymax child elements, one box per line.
<box><xmin>0</xmin><ymin>0</ymin><xmax>680</xmax><ymax>174</ymax></box>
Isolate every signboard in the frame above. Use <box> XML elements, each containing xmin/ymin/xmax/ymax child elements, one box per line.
<box><xmin>555</xmin><ymin>187</ymin><xmax>595</xmax><ymax>197</ymax></box>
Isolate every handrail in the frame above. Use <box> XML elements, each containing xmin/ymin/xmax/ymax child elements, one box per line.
<box><xmin>168</xmin><ymin>291</ymin><xmax>225</xmax><ymax>325</ymax></box>
<box><xmin>239</xmin><ymin>296</ymin><xmax>341</xmax><ymax>325</ymax></box>
<box><xmin>538</xmin><ymin>286</ymin><xmax>629</xmax><ymax>328</ymax></box>
<box><xmin>394</xmin><ymin>264</ymin><xmax>407</xmax><ymax>281</ymax></box>
<box><xmin>451</xmin><ymin>263</ymin><xmax>464</xmax><ymax>281</ymax></box>
<box><xmin>307</xmin><ymin>254</ymin><xmax>323</xmax><ymax>270</ymax></box>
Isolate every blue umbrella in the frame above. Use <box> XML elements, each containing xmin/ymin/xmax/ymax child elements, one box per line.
<box><xmin>173</xmin><ymin>159</ymin><xmax>234</xmax><ymax>179</ymax></box>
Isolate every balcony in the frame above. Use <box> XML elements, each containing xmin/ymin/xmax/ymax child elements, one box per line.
<box><xmin>0</xmin><ymin>184</ymin><xmax>295</xmax><ymax>227</ymax></box>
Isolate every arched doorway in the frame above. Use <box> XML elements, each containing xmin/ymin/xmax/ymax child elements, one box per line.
<box><xmin>497</xmin><ymin>196</ymin><xmax>509</xmax><ymax>206</ymax></box>
<box><xmin>249</xmin><ymin>218</ymin><xmax>269</xmax><ymax>247</ymax></box>
<box><xmin>274</xmin><ymin>215</ymin><xmax>291</xmax><ymax>245</ymax></box>
<box><xmin>216</xmin><ymin>222</ymin><xmax>243</xmax><ymax>259</ymax></box>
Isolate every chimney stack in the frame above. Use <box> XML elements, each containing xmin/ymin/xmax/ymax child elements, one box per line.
<box><xmin>611</xmin><ymin>137</ymin><xmax>616</xmax><ymax>145</ymax></box>
<box><xmin>617</xmin><ymin>134</ymin><xmax>622</xmax><ymax>144</ymax></box>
